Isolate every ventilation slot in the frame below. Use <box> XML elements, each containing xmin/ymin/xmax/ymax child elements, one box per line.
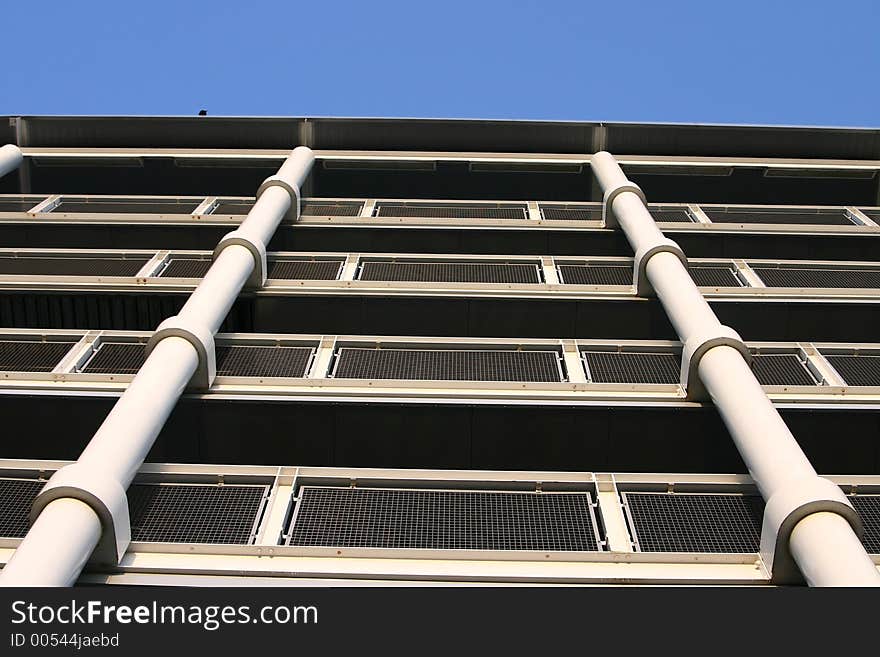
<box><xmin>81</xmin><ymin>342</ymin><xmax>147</xmax><ymax>374</ymax></box>
<box><xmin>824</xmin><ymin>354</ymin><xmax>880</xmax><ymax>386</ymax></box>
<box><xmin>0</xmin><ymin>256</ymin><xmax>148</xmax><ymax>276</ymax></box>
<box><xmin>287</xmin><ymin>487</ymin><xmax>600</xmax><ymax>551</ymax></box>
<box><xmin>583</xmin><ymin>351</ymin><xmax>680</xmax><ymax>384</ymax></box>
<box><xmin>159</xmin><ymin>258</ymin><xmax>212</xmax><ymax>278</ymax></box>
<box><xmin>333</xmin><ymin>347</ymin><xmax>563</xmax><ymax>382</ymax></box>
<box><xmin>267</xmin><ymin>259</ymin><xmax>344</xmax><ymax>280</ymax></box>
<box><xmin>375</xmin><ymin>203</ymin><xmax>528</xmax><ymax>220</ymax></box>
<box><xmin>358</xmin><ymin>261</ymin><xmax>541</xmax><ymax>284</ymax></box>
<box><xmin>0</xmin><ymin>478</ymin><xmax>45</xmax><ymax>538</ymax></box>
<box><xmin>705</xmin><ymin>209</ymin><xmax>854</xmax><ymax>226</ymax></box>
<box><xmin>752</xmin><ymin>267</ymin><xmax>880</xmax><ymax>288</ymax></box>
<box><xmin>54</xmin><ymin>198</ymin><xmax>200</xmax><ymax>215</ymax></box>
<box><xmin>689</xmin><ymin>266</ymin><xmax>742</xmax><ymax>287</ymax></box>
<box><xmin>301</xmin><ymin>201</ymin><xmax>364</xmax><ymax>217</ymax></box>
<box><xmin>128</xmin><ymin>483</ymin><xmax>268</xmax><ymax>544</ymax></box>
<box><xmin>750</xmin><ymin>354</ymin><xmax>818</xmax><ymax>386</ymax></box>
<box><xmin>623</xmin><ymin>492</ymin><xmax>763</xmax><ymax>553</ymax></box>
<box><xmin>216</xmin><ymin>345</ymin><xmax>314</xmax><ymax>377</ymax></box>
<box><xmin>558</xmin><ymin>265</ymin><xmax>631</xmax><ymax>285</ymax></box>
<box><xmin>540</xmin><ymin>205</ymin><xmax>602</xmax><ymax>221</ymax></box>
<box><xmin>0</xmin><ymin>340</ymin><xmax>75</xmax><ymax>372</ymax></box>
<box><xmin>850</xmin><ymin>495</ymin><xmax>880</xmax><ymax>554</ymax></box>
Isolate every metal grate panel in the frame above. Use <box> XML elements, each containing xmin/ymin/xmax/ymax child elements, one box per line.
<box><xmin>333</xmin><ymin>347</ymin><xmax>563</xmax><ymax>382</ymax></box>
<box><xmin>752</xmin><ymin>266</ymin><xmax>880</xmax><ymax>288</ymax></box>
<box><xmin>287</xmin><ymin>487</ymin><xmax>600</xmax><ymax>551</ymax></box>
<box><xmin>689</xmin><ymin>266</ymin><xmax>742</xmax><ymax>287</ymax></box>
<box><xmin>81</xmin><ymin>342</ymin><xmax>147</xmax><ymax>374</ymax></box>
<box><xmin>128</xmin><ymin>483</ymin><xmax>268</xmax><ymax>544</ymax></box>
<box><xmin>750</xmin><ymin>353</ymin><xmax>818</xmax><ymax>386</ymax></box>
<box><xmin>705</xmin><ymin>209</ymin><xmax>854</xmax><ymax>225</ymax></box>
<box><xmin>301</xmin><ymin>201</ymin><xmax>363</xmax><ymax>216</ymax></box>
<box><xmin>0</xmin><ymin>478</ymin><xmax>45</xmax><ymax>538</ymax></box>
<box><xmin>376</xmin><ymin>204</ymin><xmax>528</xmax><ymax>220</ymax></box>
<box><xmin>358</xmin><ymin>261</ymin><xmax>541</xmax><ymax>284</ymax></box>
<box><xmin>583</xmin><ymin>351</ymin><xmax>680</xmax><ymax>384</ymax></box>
<box><xmin>55</xmin><ymin>198</ymin><xmax>200</xmax><ymax>214</ymax></box>
<box><xmin>267</xmin><ymin>259</ymin><xmax>343</xmax><ymax>280</ymax></box>
<box><xmin>212</xmin><ymin>199</ymin><xmax>254</xmax><ymax>215</ymax></box>
<box><xmin>216</xmin><ymin>345</ymin><xmax>313</xmax><ymax>377</ymax></box>
<box><xmin>160</xmin><ymin>258</ymin><xmax>212</xmax><ymax>278</ymax></box>
<box><xmin>540</xmin><ymin>206</ymin><xmax>602</xmax><ymax>221</ymax></box>
<box><xmin>650</xmin><ymin>209</ymin><xmax>693</xmax><ymax>223</ymax></box>
<box><xmin>824</xmin><ymin>354</ymin><xmax>880</xmax><ymax>386</ymax></box>
<box><xmin>0</xmin><ymin>196</ymin><xmax>45</xmax><ymax>212</ymax></box>
<box><xmin>624</xmin><ymin>492</ymin><xmax>764</xmax><ymax>553</ymax></box>
<box><xmin>558</xmin><ymin>264</ymin><xmax>631</xmax><ymax>285</ymax></box>
<box><xmin>0</xmin><ymin>256</ymin><xmax>148</xmax><ymax>276</ymax></box>
<box><xmin>0</xmin><ymin>340</ymin><xmax>75</xmax><ymax>372</ymax></box>
<box><xmin>850</xmin><ymin>495</ymin><xmax>880</xmax><ymax>554</ymax></box>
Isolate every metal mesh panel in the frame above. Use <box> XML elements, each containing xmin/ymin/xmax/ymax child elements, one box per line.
<box><xmin>358</xmin><ymin>261</ymin><xmax>541</xmax><ymax>284</ymax></box>
<box><xmin>216</xmin><ymin>345</ymin><xmax>313</xmax><ymax>377</ymax></box>
<box><xmin>650</xmin><ymin>209</ymin><xmax>693</xmax><ymax>223</ymax></box>
<box><xmin>376</xmin><ymin>204</ymin><xmax>528</xmax><ymax>220</ymax></box>
<box><xmin>624</xmin><ymin>492</ymin><xmax>764</xmax><ymax>553</ymax></box>
<box><xmin>0</xmin><ymin>340</ymin><xmax>75</xmax><ymax>372</ymax></box>
<box><xmin>267</xmin><ymin>259</ymin><xmax>343</xmax><ymax>280</ymax></box>
<box><xmin>583</xmin><ymin>351</ymin><xmax>680</xmax><ymax>384</ymax></box>
<box><xmin>212</xmin><ymin>199</ymin><xmax>254</xmax><ymax>215</ymax></box>
<box><xmin>540</xmin><ymin>206</ymin><xmax>602</xmax><ymax>221</ymax></box>
<box><xmin>301</xmin><ymin>201</ymin><xmax>363</xmax><ymax>216</ymax></box>
<box><xmin>689</xmin><ymin>266</ymin><xmax>742</xmax><ymax>287</ymax></box>
<box><xmin>750</xmin><ymin>354</ymin><xmax>818</xmax><ymax>386</ymax></box>
<box><xmin>160</xmin><ymin>258</ymin><xmax>212</xmax><ymax>278</ymax></box>
<box><xmin>333</xmin><ymin>347</ymin><xmax>562</xmax><ymax>382</ymax></box>
<box><xmin>824</xmin><ymin>354</ymin><xmax>880</xmax><ymax>386</ymax></box>
<box><xmin>56</xmin><ymin>198</ymin><xmax>199</xmax><ymax>214</ymax></box>
<box><xmin>705</xmin><ymin>209</ymin><xmax>854</xmax><ymax>225</ymax></box>
<box><xmin>850</xmin><ymin>495</ymin><xmax>880</xmax><ymax>554</ymax></box>
<box><xmin>0</xmin><ymin>256</ymin><xmax>148</xmax><ymax>276</ymax></box>
<box><xmin>0</xmin><ymin>478</ymin><xmax>45</xmax><ymax>538</ymax></box>
<box><xmin>128</xmin><ymin>483</ymin><xmax>268</xmax><ymax>544</ymax></box>
<box><xmin>81</xmin><ymin>342</ymin><xmax>147</xmax><ymax>374</ymax></box>
<box><xmin>287</xmin><ymin>487</ymin><xmax>600</xmax><ymax>551</ymax></box>
<box><xmin>558</xmin><ymin>265</ymin><xmax>631</xmax><ymax>285</ymax></box>
<box><xmin>752</xmin><ymin>267</ymin><xmax>880</xmax><ymax>288</ymax></box>
<box><xmin>863</xmin><ymin>210</ymin><xmax>880</xmax><ymax>223</ymax></box>
<box><xmin>0</xmin><ymin>197</ymin><xmax>45</xmax><ymax>212</ymax></box>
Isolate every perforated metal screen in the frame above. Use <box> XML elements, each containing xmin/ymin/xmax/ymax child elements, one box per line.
<box><xmin>583</xmin><ymin>351</ymin><xmax>680</xmax><ymax>384</ymax></box>
<box><xmin>752</xmin><ymin>267</ymin><xmax>880</xmax><ymax>288</ymax></box>
<box><xmin>287</xmin><ymin>487</ymin><xmax>600</xmax><ymax>551</ymax></box>
<box><xmin>0</xmin><ymin>256</ymin><xmax>148</xmax><ymax>276</ymax></box>
<box><xmin>358</xmin><ymin>261</ymin><xmax>541</xmax><ymax>284</ymax></box>
<box><xmin>81</xmin><ymin>342</ymin><xmax>147</xmax><ymax>374</ymax></box>
<box><xmin>850</xmin><ymin>495</ymin><xmax>880</xmax><ymax>554</ymax></box>
<box><xmin>540</xmin><ymin>206</ymin><xmax>602</xmax><ymax>221</ymax></box>
<box><xmin>216</xmin><ymin>345</ymin><xmax>314</xmax><ymax>377</ymax></box>
<box><xmin>0</xmin><ymin>340</ymin><xmax>74</xmax><ymax>372</ymax></box>
<box><xmin>705</xmin><ymin>209</ymin><xmax>854</xmax><ymax>225</ymax></box>
<box><xmin>301</xmin><ymin>201</ymin><xmax>363</xmax><ymax>217</ymax></box>
<box><xmin>375</xmin><ymin>204</ymin><xmax>528</xmax><ymax>220</ymax></box>
<box><xmin>128</xmin><ymin>483</ymin><xmax>268</xmax><ymax>544</ymax></box>
<box><xmin>0</xmin><ymin>478</ymin><xmax>44</xmax><ymax>538</ymax></box>
<box><xmin>267</xmin><ymin>259</ymin><xmax>343</xmax><ymax>280</ymax></box>
<box><xmin>160</xmin><ymin>258</ymin><xmax>212</xmax><ymax>278</ymax></box>
<box><xmin>750</xmin><ymin>354</ymin><xmax>818</xmax><ymax>386</ymax></box>
<box><xmin>689</xmin><ymin>266</ymin><xmax>742</xmax><ymax>287</ymax></box>
<box><xmin>333</xmin><ymin>347</ymin><xmax>563</xmax><ymax>382</ymax></box>
<box><xmin>623</xmin><ymin>492</ymin><xmax>764</xmax><ymax>553</ymax></box>
<box><xmin>824</xmin><ymin>354</ymin><xmax>880</xmax><ymax>386</ymax></box>
<box><xmin>558</xmin><ymin>265</ymin><xmax>631</xmax><ymax>285</ymax></box>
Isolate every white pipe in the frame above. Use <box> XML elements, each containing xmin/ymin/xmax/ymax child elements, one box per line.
<box><xmin>789</xmin><ymin>512</ymin><xmax>880</xmax><ymax>587</ymax></box>
<box><xmin>177</xmin><ymin>246</ymin><xmax>255</xmax><ymax>335</ymax></box>
<box><xmin>0</xmin><ymin>144</ymin><xmax>23</xmax><ymax>179</ymax></box>
<box><xmin>0</xmin><ymin>499</ymin><xmax>101</xmax><ymax>586</ymax></box>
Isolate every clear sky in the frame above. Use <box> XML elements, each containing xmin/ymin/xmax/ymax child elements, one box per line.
<box><xmin>2</xmin><ymin>0</ymin><xmax>878</xmax><ymax>126</ymax></box>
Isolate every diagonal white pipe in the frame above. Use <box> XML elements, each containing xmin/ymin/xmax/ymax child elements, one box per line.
<box><xmin>0</xmin><ymin>144</ymin><xmax>23</xmax><ymax>179</ymax></box>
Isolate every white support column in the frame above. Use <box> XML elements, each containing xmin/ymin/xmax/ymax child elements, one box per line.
<box><xmin>800</xmin><ymin>343</ymin><xmax>848</xmax><ymax>387</ymax></box>
<box><xmin>733</xmin><ymin>259</ymin><xmax>766</xmax><ymax>288</ymax></box>
<box><xmin>561</xmin><ymin>340</ymin><xmax>587</xmax><ymax>383</ymax></box>
<box><xmin>847</xmin><ymin>206</ymin><xmax>878</xmax><ymax>227</ymax></box>
<box><xmin>541</xmin><ymin>257</ymin><xmax>560</xmax><ymax>285</ymax></box>
<box><xmin>0</xmin><ymin>144</ymin><xmax>23</xmax><ymax>179</ymax></box>
<box><xmin>28</xmin><ymin>195</ymin><xmax>61</xmax><ymax>214</ymax></box>
<box><xmin>527</xmin><ymin>201</ymin><xmax>542</xmax><ymax>221</ymax></box>
<box><xmin>192</xmin><ymin>197</ymin><xmax>218</xmax><ymax>217</ymax></box>
<box><xmin>594</xmin><ymin>474</ymin><xmax>633</xmax><ymax>553</ymax></box>
<box><xmin>309</xmin><ymin>336</ymin><xmax>337</xmax><ymax>379</ymax></box>
<box><xmin>340</xmin><ymin>254</ymin><xmax>360</xmax><ymax>281</ymax></box>
<box><xmin>687</xmin><ymin>204</ymin><xmax>713</xmax><ymax>224</ymax></box>
<box><xmin>256</xmin><ymin>472</ymin><xmax>294</xmax><ymax>547</ymax></box>
<box><xmin>590</xmin><ymin>151</ymin><xmax>879</xmax><ymax>587</ymax></box>
<box><xmin>134</xmin><ymin>251</ymin><xmax>170</xmax><ymax>278</ymax></box>
<box><xmin>0</xmin><ymin>147</ymin><xmax>315</xmax><ymax>588</ymax></box>
<box><xmin>360</xmin><ymin>199</ymin><xmax>377</xmax><ymax>217</ymax></box>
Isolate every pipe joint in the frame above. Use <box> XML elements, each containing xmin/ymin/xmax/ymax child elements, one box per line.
<box><xmin>31</xmin><ymin>463</ymin><xmax>131</xmax><ymax>565</ymax></box>
<box><xmin>602</xmin><ymin>182</ymin><xmax>646</xmax><ymax>228</ymax></box>
<box><xmin>257</xmin><ymin>175</ymin><xmax>301</xmax><ymax>220</ymax></box>
<box><xmin>681</xmin><ymin>326</ymin><xmax>750</xmax><ymax>400</ymax></box>
<box><xmin>213</xmin><ymin>230</ymin><xmax>267</xmax><ymax>288</ymax></box>
<box><xmin>633</xmin><ymin>238</ymin><xmax>687</xmax><ymax>296</ymax></box>
<box><xmin>147</xmin><ymin>316</ymin><xmax>216</xmax><ymax>389</ymax></box>
<box><xmin>760</xmin><ymin>477</ymin><xmax>861</xmax><ymax>584</ymax></box>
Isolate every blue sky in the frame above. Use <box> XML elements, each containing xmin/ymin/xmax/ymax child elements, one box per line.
<box><xmin>2</xmin><ymin>0</ymin><xmax>878</xmax><ymax>126</ymax></box>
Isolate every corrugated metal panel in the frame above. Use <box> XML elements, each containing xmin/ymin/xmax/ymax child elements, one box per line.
<box><xmin>267</xmin><ymin>259</ymin><xmax>343</xmax><ymax>280</ymax></box>
<box><xmin>376</xmin><ymin>203</ymin><xmax>528</xmax><ymax>220</ymax></box>
<box><xmin>358</xmin><ymin>261</ymin><xmax>541</xmax><ymax>284</ymax></box>
<box><xmin>750</xmin><ymin>353</ymin><xmax>818</xmax><ymax>386</ymax></box>
<box><xmin>0</xmin><ymin>256</ymin><xmax>148</xmax><ymax>276</ymax></box>
<box><xmin>689</xmin><ymin>266</ymin><xmax>742</xmax><ymax>287</ymax></box>
<box><xmin>752</xmin><ymin>266</ymin><xmax>880</xmax><ymax>288</ymax></box>
<box><xmin>80</xmin><ymin>342</ymin><xmax>146</xmax><ymax>374</ymax></box>
<box><xmin>583</xmin><ymin>351</ymin><xmax>680</xmax><ymax>384</ymax></box>
<box><xmin>824</xmin><ymin>354</ymin><xmax>880</xmax><ymax>386</ymax></box>
<box><xmin>558</xmin><ymin>264</ymin><xmax>631</xmax><ymax>285</ymax></box>
<box><xmin>287</xmin><ymin>486</ymin><xmax>600</xmax><ymax>551</ymax></box>
<box><xmin>216</xmin><ymin>345</ymin><xmax>313</xmax><ymax>377</ymax></box>
<box><xmin>333</xmin><ymin>347</ymin><xmax>563</xmax><ymax>382</ymax></box>
<box><xmin>0</xmin><ymin>478</ymin><xmax>45</xmax><ymax>538</ymax></box>
<box><xmin>623</xmin><ymin>492</ymin><xmax>763</xmax><ymax>553</ymax></box>
<box><xmin>0</xmin><ymin>340</ymin><xmax>75</xmax><ymax>372</ymax></box>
